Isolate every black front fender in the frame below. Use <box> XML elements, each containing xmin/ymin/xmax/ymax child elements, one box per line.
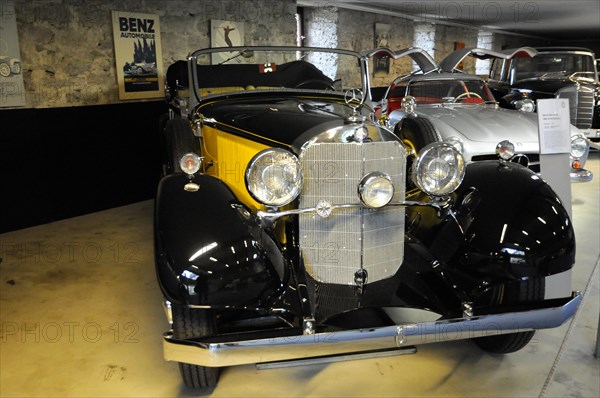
<box><xmin>154</xmin><ymin>174</ymin><xmax>288</xmax><ymax>307</ymax></box>
<box><xmin>455</xmin><ymin>161</ymin><xmax>575</xmax><ymax>280</ymax></box>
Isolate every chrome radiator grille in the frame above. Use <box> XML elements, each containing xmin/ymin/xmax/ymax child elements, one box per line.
<box><xmin>558</xmin><ymin>85</ymin><xmax>594</xmax><ymax>129</ymax></box>
<box><xmin>298</xmin><ymin>142</ymin><xmax>406</xmax><ymax>285</ymax></box>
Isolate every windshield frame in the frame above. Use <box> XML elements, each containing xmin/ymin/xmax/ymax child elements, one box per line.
<box><xmin>510</xmin><ymin>51</ymin><xmax>598</xmax><ymax>83</ymax></box>
<box><xmin>187</xmin><ymin>46</ymin><xmax>369</xmax><ymax>108</ymax></box>
<box><xmin>399</xmin><ymin>77</ymin><xmax>496</xmax><ymax>105</ymax></box>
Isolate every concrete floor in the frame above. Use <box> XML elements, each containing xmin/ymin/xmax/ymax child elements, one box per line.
<box><xmin>1</xmin><ymin>152</ymin><xmax>599</xmax><ymax>398</ymax></box>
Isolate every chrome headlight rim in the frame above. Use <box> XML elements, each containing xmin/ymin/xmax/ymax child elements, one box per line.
<box><xmin>179</xmin><ymin>152</ymin><xmax>202</xmax><ymax>175</ymax></box>
<box><xmin>444</xmin><ymin>136</ymin><xmax>464</xmax><ymax>154</ymax></box>
<box><xmin>245</xmin><ymin>148</ymin><xmax>303</xmax><ymax>207</ymax></box>
<box><xmin>412</xmin><ymin>142</ymin><xmax>466</xmax><ymax>197</ymax></box>
<box><xmin>358</xmin><ymin>171</ymin><xmax>395</xmax><ymax>208</ymax></box>
<box><xmin>401</xmin><ymin>95</ymin><xmax>417</xmax><ymax>114</ymax></box>
<box><xmin>496</xmin><ymin>140</ymin><xmax>516</xmax><ymax>161</ymax></box>
<box><xmin>570</xmin><ymin>135</ymin><xmax>587</xmax><ymax>158</ymax></box>
<box><xmin>515</xmin><ymin>98</ymin><xmax>536</xmax><ymax>112</ymax></box>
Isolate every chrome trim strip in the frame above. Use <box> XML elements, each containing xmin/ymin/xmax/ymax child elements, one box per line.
<box><xmin>257</xmin><ymin>200</ymin><xmax>447</xmax><ymax>224</ymax></box>
<box><xmin>162</xmin><ymin>293</ymin><xmax>581</xmax><ymax>367</ymax></box>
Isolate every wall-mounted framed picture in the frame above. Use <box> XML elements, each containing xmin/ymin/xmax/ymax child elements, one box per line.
<box><xmin>210</xmin><ymin>20</ymin><xmax>244</xmax><ymax>65</ymax></box>
<box><xmin>0</xmin><ymin>0</ymin><xmax>25</xmax><ymax>108</ymax></box>
<box><xmin>373</xmin><ymin>23</ymin><xmax>391</xmax><ymax>77</ymax></box>
<box><xmin>111</xmin><ymin>11</ymin><xmax>164</xmax><ymax>100</ymax></box>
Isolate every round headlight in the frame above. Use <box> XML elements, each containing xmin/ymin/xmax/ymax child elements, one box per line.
<box><xmin>245</xmin><ymin>148</ymin><xmax>303</xmax><ymax>207</ymax></box>
<box><xmin>179</xmin><ymin>153</ymin><xmax>202</xmax><ymax>175</ymax></box>
<box><xmin>515</xmin><ymin>98</ymin><xmax>535</xmax><ymax>112</ymax></box>
<box><xmin>570</xmin><ymin>136</ymin><xmax>587</xmax><ymax>158</ymax></box>
<box><xmin>413</xmin><ymin>143</ymin><xmax>465</xmax><ymax>197</ymax></box>
<box><xmin>358</xmin><ymin>172</ymin><xmax>395</xmax><ymax>208</ymax></box>
<box><xmin>495</xmin><ymin>140</ymin><xmax>515</xmax><ymax>160</ymax></box>
<box><xmin>401</xmin><ymin>96</ymin><xmax>417</xmax><ymax>114</ymax></box>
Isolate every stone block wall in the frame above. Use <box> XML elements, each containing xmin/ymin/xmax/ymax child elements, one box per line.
<box><xmin>6</xmin><ymin>0</ymin><xmax>551</xmax><ymax>109</ymax></box>
<box><xmin>336</xmin><ymin>8</ymin><xmax>414</xmax><ymax>88</ymax></box>
<box><xmin>305</xmin><ymin>6</ymin><xmax>548</xmax><ymax>84</ymax></box>
<box><xmin>9</xmin><ymin>0</ymin><xmax>297</xmax><ymax>109</ymax></box>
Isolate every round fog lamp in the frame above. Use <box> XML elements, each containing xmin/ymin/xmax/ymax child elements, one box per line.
<box><xmin>496</xmin><ymin>140</ymin><xmax>515</xmax><ymax>160</ymax></box>
<box><xmin>180</xmin><ymin>153</ymin><xmax>202</xmax><ymax>175</ymax></box>
<box><xmin>358</xmin><ymin>172</ymin><xmax>394</xmax><ymax>208</ymax></box>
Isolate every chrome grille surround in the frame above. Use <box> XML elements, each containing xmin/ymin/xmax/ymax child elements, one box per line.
<box><xmin>298</xmin><ymin>141</ymin><xmax>406</xmax><ymax>285</ymax></box>
<box><xmin>575</xmin><ymin>86</ymin><xmax>594</xmax><ymax>129</ymax></box>
<box><xmin>557</xmin><ymin>85</ymin><xmax>594</xmax><ymax>129</ymax></box>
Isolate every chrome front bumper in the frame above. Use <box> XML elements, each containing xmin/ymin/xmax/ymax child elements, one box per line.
<box><xmin>162</xmin><ymin>292</ymin><xmax>582</xmax><ymax>368</ymax></box>
<box><xmin>570</xmin><ymin>168</ymin><xmax>594</xmax><ymax>183</ymax></box>
<box><xmin>581</xmin><ymin>128</ymin><xmax>600</xmax><ymax>142</ymax></box>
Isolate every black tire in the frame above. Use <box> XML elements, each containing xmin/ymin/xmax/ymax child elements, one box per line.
<box><xmin>472</xmin><ymin>277</ymin><xmax>545</xmax><ymax>353</ymax></box>
<box><xmin>163</xmin><ymin>118</ymin><xmax>198</xmax><ymax>174</ymax></box>
<box><xmin>396</xmin><ymin>116</ymin><xmax>442</xmax><ymax>153</ymax></box>
<box><xmin>172</xmin><ymin>304</ymin><xmax>220</xmax><ymax>389</ymax></box>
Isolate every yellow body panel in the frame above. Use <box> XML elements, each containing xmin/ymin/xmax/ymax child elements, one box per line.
<box><xmin>201</xmin><ymin>125</ymin><xmax>270</xmax><ymax>212</ymax></box>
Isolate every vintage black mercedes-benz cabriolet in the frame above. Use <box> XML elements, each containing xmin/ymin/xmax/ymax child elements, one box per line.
<box><xmin>154</xmin><ymin>46</ymin><xmax>581</xmax><ymax>389</ymax></box>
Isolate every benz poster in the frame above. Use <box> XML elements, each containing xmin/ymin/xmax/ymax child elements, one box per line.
<box><xmin>111</xmin><ymin>11</ymin><xmax>164</xmax><ymax>100</ymax></box>
<box><xmin>0</xmin><ymin>0</ymin><xmax>25</xmax><ymax>108</ymax></box>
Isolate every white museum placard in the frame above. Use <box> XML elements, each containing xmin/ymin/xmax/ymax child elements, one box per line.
<box><xmin>0</xmin><ymin>0</ymin><xmax>26</xmax><ymax>107</ymax></box>
<box><xmin>111</xmin><ymin>11</ymin><xmax>164</xmax><ymax>100</ymax></box>
<box><xmin>537</xmin><ymin>98</ymin><xmax>571</xmax><ymax>154</ymax></box>
<box><xmin>536</xmin><ymin>99</ymin><xmax>573</xmax><ymax>298</ymax></box>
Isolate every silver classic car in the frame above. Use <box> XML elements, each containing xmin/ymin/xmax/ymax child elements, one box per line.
<box><xmin>372</xmin><ymin>47</ymin><xmax>592</xmax><ymax>182</ymax></box>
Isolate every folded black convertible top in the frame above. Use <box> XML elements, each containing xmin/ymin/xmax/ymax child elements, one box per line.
<box><xmin>166</xmin><ymin>59</ymin><xmax>333</xmax><ymax>97</ymax></box>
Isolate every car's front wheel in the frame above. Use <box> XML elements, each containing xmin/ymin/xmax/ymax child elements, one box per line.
<box><xmin>172</xmin><ymin>304</ymin><xmax>220</xmax><ymax>388</ymax></box>
<box><xmin>472</xmin><ymin>277</ymin><xmax>544</xmax><ymax>353</ymax></box>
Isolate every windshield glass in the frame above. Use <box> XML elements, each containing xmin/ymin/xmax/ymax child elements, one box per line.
<box><xmin>512</xmin><ymin>52</ymin><xmax>596</xmax><ymax>80</ymax></box>
<box><xmin>187</xmin><ymin>47</ymin><xmax>366</xmax><ymax>100</ymax></box>
<box><xmin>405</xmin><ymin>79</ymin><xmax>495</xmax><ymax>104</ymax></box>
